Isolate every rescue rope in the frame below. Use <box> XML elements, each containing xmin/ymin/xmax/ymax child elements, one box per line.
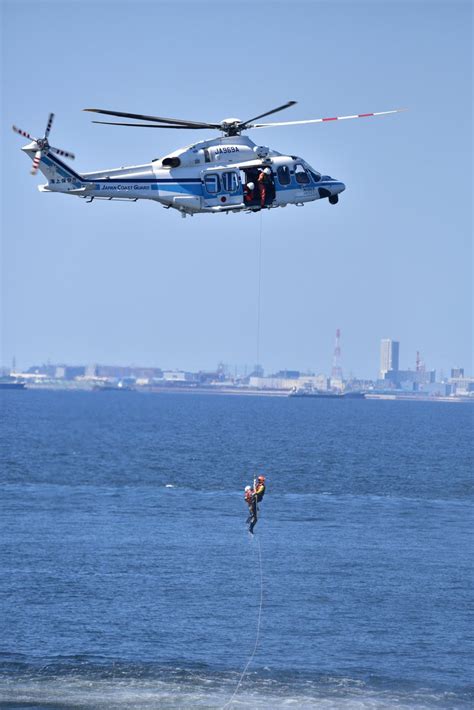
<box><xmin>222</xmin><ymin>535</ymin><xmax>264</xmax><ymax>709</ymax></box>
<box><xmin>221</xmin><ymin>213</ymin><xmax>265</xmax><ymax>709</ymax></box>
<box><xmin>256</xmin><ymin>210</ymin><xmax>263</xmax><ymax>369</ymax></box>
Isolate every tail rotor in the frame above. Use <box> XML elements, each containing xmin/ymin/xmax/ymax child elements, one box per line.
<box><xmin>31</xmin><ymin>150</ymin><xmax>42</xmax><ymax>176</ymax></box>
<box><xmin>12</xmin><ymin>113</ymin><xmax>75</xmax><ymax>176</ymax></box>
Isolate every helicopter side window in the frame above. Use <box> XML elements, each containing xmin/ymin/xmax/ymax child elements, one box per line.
<box><xmin>277</xmin><ymin>165</ymin><xmax>291</xmax><ymax>186</ymax></box>
<box><xmin>221</xmin><ymin>171</ymin><xmax>239</xmax><ymax>193</ymax></box>
<box><xmin>204</xmin><ymin>174</ymin><xmax>221</xmax><ymax>194</ymax></box>
<box><xmin>294</xmin><ymin>163</ymin><xmax>310</xmax><ymax>185</ymax></box>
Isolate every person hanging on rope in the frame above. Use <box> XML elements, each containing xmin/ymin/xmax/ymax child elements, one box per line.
<box><xmin>255</xmin><ymin>475</ymin><xmax>266</xmax><ymax>503</ymax></box>
<box><xmin>244</xmin><ymin>485</ymin><xmax>254</xmax><ymax>524</ymax></box>
<box><xmin>246</xmin><ymin>475</ymin><xmax>266</xmax><ymax>534</ymax></box>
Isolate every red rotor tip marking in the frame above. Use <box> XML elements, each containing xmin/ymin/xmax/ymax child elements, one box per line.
<box><xmin>322</xmin><ymin>117</ymin><xmax>338</xmax><ymax>122</ymax></box>
<box><xmin>358</xmin><ymin>113</ymin><xmax>374</xmax><ymax>118</ymax></box>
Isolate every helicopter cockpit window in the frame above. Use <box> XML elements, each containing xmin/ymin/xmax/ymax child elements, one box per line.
<box><xmin>277</xmin><ymin>165</ymin><xmax>291</xmax><ymax>186</ymax></box>
<box><xmin>309</xmin><ymin>170</ymin><xmax>321</xmax><ymax>183</ymax></box>
<box><xmin>221</xmin><ymin>171</ymin><xmax>239</xmax><ymax>193</ymax></box>
<box><xmin>204</xmin><ymin>174</ymin><xmax>220</xmax><ymax>194</ymax></box>
<box><xmin>294</xmin><ymin>163</ymin><xmax>310</xmax><ymax>185</ymax></box>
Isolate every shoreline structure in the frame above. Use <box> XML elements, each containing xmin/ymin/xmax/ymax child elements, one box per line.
<box><xmin>3</xmin><ymin>382</ymin><xmax>472</xmax><ymax>403</ymax></box>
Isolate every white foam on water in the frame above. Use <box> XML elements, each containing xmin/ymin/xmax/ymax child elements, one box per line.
<box><xmin>0</xmin><ymin>677</ymin><xmax>465</xmax><ymax>710</ymax></box>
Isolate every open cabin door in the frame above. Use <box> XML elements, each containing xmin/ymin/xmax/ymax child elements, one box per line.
<box><xmin>201</xmin><ymin>167</ymin><xmax>243</xmax><ymax>208</ymax></box>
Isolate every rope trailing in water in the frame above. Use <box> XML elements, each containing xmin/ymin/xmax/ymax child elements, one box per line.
<box><xmin>222</xmin><ymin>536</ymin><xmax>264</xmax><ymax>709</ymax></box>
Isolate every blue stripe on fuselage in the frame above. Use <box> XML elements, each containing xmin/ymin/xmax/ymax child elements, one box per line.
<box><xmin>45</xmin><ymin>153</ymin><xmax>340</xmax><ymax>196</ymax></box>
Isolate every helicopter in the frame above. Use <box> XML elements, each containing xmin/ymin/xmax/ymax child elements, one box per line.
<box><xmin>13</xmin><ymin>101</ymin><xmax>404</xmax><ymax>218</ymax></box>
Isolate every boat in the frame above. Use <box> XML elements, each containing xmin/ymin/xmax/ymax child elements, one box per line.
<box><xmin>0</xmin><ymin>378</ymin><xmax>26</xmax><ymax>390</ymax></box>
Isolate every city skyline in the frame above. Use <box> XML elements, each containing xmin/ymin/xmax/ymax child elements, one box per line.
<box><xmin>5</xmin><ymin>333</ymin><xmax>470</xmax><ymax>382</ymax></box>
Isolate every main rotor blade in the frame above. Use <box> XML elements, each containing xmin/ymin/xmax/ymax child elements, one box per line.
<box><xmin>91</xmin><ymin>120</ymin><xmax>207</xmax><ymax>129</ymax></box>
<box><xmin>44</xmin><ymin>113</ymin><xmax>54</xmax><ymax>139</ymax></box>
<box><xmin>240</xmin><ymin>101</ymin><xmax>297</xmax><ymax>127</ymax></box>
<box><xmin>84</xmin><ymin>107</ymin><xmax>219</xmax><ymax>129</ymax></box>
<box><xmin>50</xmin><ymin>146</ymin><xmax>75</xmax><ymax>159</ymax></box>
<box><xmin>251</xmin><ymin>108</ymin><xmax>406</xmax><ymax>128</ymax></box>
<box><xmin>12</xmin><ymin>125</ymin><xmax>36</xmax><ymax>141</ymax></box>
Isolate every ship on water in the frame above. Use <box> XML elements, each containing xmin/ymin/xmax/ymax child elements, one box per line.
<box><xmin>0</xmin><ymin>377</ymin><xmax>26</xmax><ymax>390</ymax></box>
<box><xmin>289</xmin><ymin>388</ymin><xmax>365</xmax><ymax>399</ymax></box>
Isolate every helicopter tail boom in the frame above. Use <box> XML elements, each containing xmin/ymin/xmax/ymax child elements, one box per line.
<box><xmin>21</xmin><ymin>144</ymin><xmax>83</xmax><ymax>189</ymax></box>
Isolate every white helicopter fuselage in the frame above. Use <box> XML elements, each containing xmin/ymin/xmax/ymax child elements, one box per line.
<box><xmin>23</xmin><ymin>134</ymin><xmax>345</xmax><ymax>216</ymax></box>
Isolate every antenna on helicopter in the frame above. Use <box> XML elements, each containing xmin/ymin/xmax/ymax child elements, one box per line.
<box><xmin>12</xmin><ymin>113</ymin><xmax>75</xmax><ymax>175</ymax></box>
<box><xmin>83</xmin><ymin>102</ymin><xmax>405</xmax><ymax>137</ymax></box>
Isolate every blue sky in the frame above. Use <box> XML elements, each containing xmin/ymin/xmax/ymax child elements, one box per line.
<box><xmin>1</xmin><ymin>0</ymin><xmax>472</xmax><ymax>378</ymax></box>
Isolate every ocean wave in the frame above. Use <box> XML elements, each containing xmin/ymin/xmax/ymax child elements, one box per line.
<box><xmin>0</xmin><ymin>662</ymin><xmax>471</xmax><ymax>709</ymax></box>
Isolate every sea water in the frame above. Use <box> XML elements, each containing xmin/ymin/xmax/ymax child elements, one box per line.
<box><xmin>0</xmin><ymin>391</ymin><xmax>472</xmax><ymax>709</ymax></box>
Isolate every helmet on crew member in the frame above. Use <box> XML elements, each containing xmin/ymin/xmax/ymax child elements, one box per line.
<box><xmin>247</xmin><ymin>181</ymin><xmax>255</xmax><ymax>190</ymax></box>
<box><xmin>245</xmin><ymin>485</ymin><xmax>251</xmax><ymax>491</ymax></box>
<box><xmin>257</xmin><ymin>475</ymin><xmax>266</xmax><ymax>482</ymax></box>
<box><xmin>263</xmin><ymin>167</ymin><xmax>272</xmax><ymax>175</ymax></box>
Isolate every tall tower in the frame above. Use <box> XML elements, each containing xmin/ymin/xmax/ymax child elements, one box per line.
<box><xmin>331</xmin><ymin>329</ymin><xmax>343</xmax><ymax>382</ymax></box>
<box><xmin>380</xmin><ymin>339</ymin><xmax>399</xmax><ymax>378</ymax></box>
<box><xmin>416</xmin><ymin>351</ymin><xmax>425</xmax><ymax>374</ymax></box>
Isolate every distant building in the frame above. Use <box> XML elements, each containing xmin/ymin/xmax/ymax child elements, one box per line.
<box><xmin>27</xmin><ymin>364</ymin><xmax>57</xmax><ymax>377</ymax></box>
<box><xmin>95</xmin><ymin>365</ymin><xmax>134</xmax><ymax>379</ymax></box>
<box><xmin>272</xmin><ymin>370</ymin><xmax>300</xmax><ymax>379</ymax></box>
<box><xmin>384</xmin><ymin>368</ymin><xmax>436</xmax><ymax>389</ymax></box>
<box><xmin>451</xmin><ymin>368</ymin><xmax>464</xmax><ymax>379</ymax></box>
<box><xmin>85</xmin><ymin>364</ymin><xmax>162</xmax><ymax>380</ymax></box>
<box><xmin>249</xmin><ymin>376</ymin><xmax>300</xmax><ymax>390</ymax></box>
<box><xmin>55</xmin><ymin>365</ymin><xmax>86</xmax><ymax>380</ymax></box>
<box><xmin>131</xmin><ymin>367</ymin><xmax>163</xmax><ymax>379</ymax></box>
<box><xmin>297</xmin><ymin>374</ymin><xmax>330</xmax><ymax>392</ymax></box>
<box><xmin>380</xmin><ymin>339</ymin><xmax>399</xmax><ymax>378</ymax></box>
<box><xmin>198</xmin><ymin>370</ymin><xmax>224</xmax><ymax>384</ymax></box>
<box><xmin>249</xmin><ymin>373</ymin><xmax>328</xmax><ymax>391</ymax></box>
<box><xmin>163</xmin><ymin>370</ymin><xmax>197</xmax><ymax>383</ymax></box>
<box><xmin>449</xmin><ymin>375</ymin><xmax>474</xmax><ymax>395</ymax></box>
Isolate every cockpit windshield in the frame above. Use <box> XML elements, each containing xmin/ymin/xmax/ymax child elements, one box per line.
<box><xmin>305</xmin><ymin>163</ymin><xmax>322</xmax><ymax>183</ymax></box>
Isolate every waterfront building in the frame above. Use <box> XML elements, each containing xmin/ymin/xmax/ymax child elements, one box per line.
<box><xmin>384</xmin><ymin>368</ymin><xmax>436</xmax><ymax>389</ymax></box>
<box><xmin>249</xmin><ymin>376</ymin><xmax>301</xmax><ymax>391</ymax></box>
<box><xmin>54</xmin><ymin>365</ymin><xmax>86</xmax><ymax>380</ymax></box>
<box><xmin>163</xmin><ymin>370</ymin><xmax>197</xmax><ymax>383</ymax></box>
<box><xmin>380</xmin><ymin>339</ymin><xmax>400</xmax><ymax>378</ymax></box>
<box><xmin>449</xmin><ymin>375</ymin><xmax>474</xmax><ymax>395</ymax></box>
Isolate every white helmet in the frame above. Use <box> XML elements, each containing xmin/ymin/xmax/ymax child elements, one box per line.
<box><xmin>264</xmin><ymin>167</ymin><xmax>272</xmax><ymax>175</ymax></box>
<box><xmin>245</xmin><ymin>485</ymin><xmax>251</xmax><ymax>491</ymax></box>
<box><xmin>247</xmin><ymin>182</ymin><xmax>255</xmax><ymax>190</ymax></box>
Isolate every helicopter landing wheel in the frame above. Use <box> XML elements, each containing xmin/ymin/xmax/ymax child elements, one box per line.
<box><xmin>328</xmin><ymin>195</ymin><xmax>339</xmax><ymax>205</ymax></box>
